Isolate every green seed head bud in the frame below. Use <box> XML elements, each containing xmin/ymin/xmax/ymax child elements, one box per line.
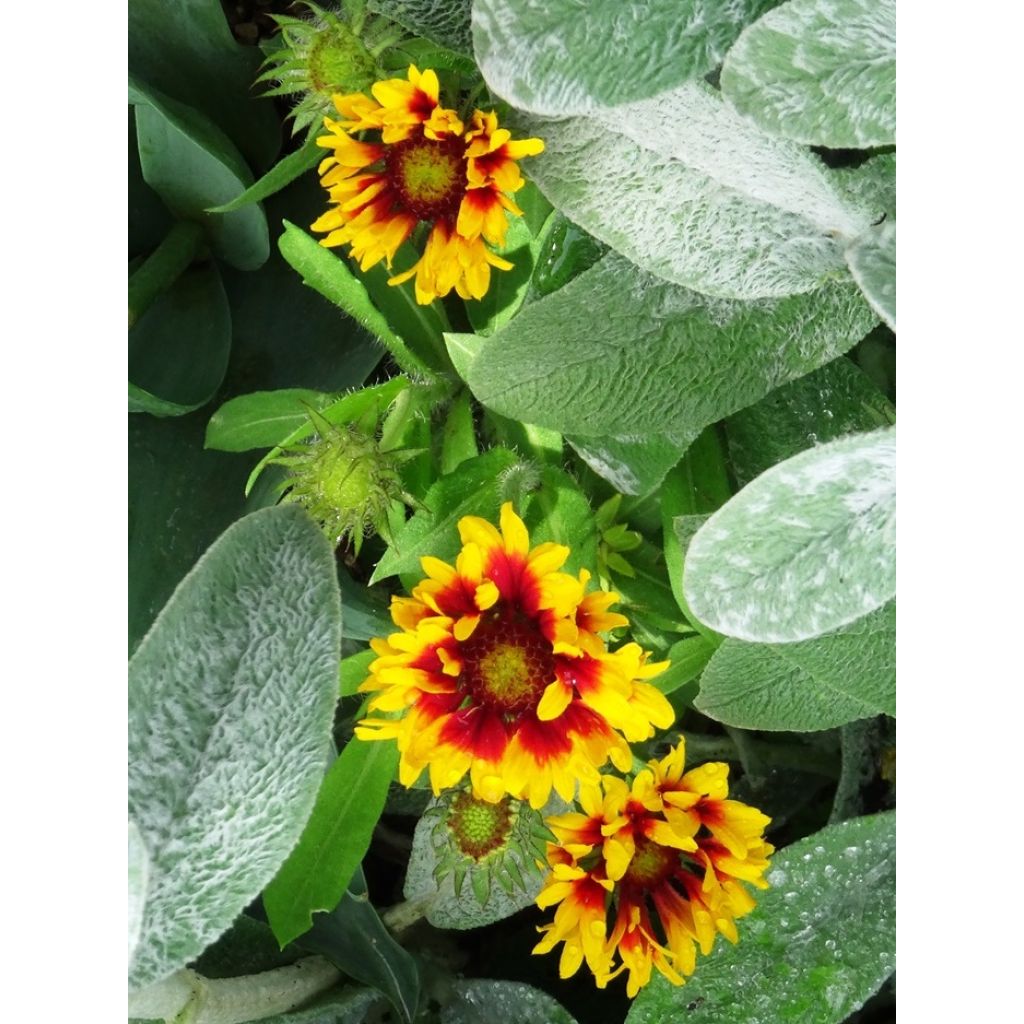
<box><xmin>257</xmin><ymin>2</ymin><xmax>407</xmax><ymax>137</ymax></box>
<box><xmin>424</xmin><ymin>788</ymin><xmax>553</xmax><ymax>908</ymax></box>
<box><xmin>273</xmin><ymin>411</ymin><xmax>411</xmax><ymax>553</ymax></box>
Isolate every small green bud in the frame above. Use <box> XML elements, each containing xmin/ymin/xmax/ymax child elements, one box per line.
<box><xmin>273</xmin><ymin>409</ymin><xmax>413</xmax><ymax>553</ymax></box>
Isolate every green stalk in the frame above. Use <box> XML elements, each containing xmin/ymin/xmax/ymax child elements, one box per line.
<box><xmin>127</xmin><ymin>958</ymin><xmax>340</xmax><ymax>1024</ymax></box>
<box><xmin>128</xmin><ymin>222</ymin><xmax>206</xmax><ymax>327</ymax></box>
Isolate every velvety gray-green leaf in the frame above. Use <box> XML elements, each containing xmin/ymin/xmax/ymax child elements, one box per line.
<box><xmin>473</xmin><ymin>0</ymin><xmax>775</xmax><ymax>116</ymax></box>
<box><xmin>263</xmin><ymin>739</ymin><xmax>398</xmax><ymax>947</ymax></box>
<box><xmin>131</xmin><ymin>76</ymin><xmax>269</xmax><ymax>271</ymax></box>
<box><xmin>468</xmin><ymin>254</ymin><xmax>877</xmax><ymax>437</ymax></box>
<box><xmin>846</xmin><ymin>220</ymin><xmax>895</xmax><ymax>330</ymax></box>
<box><xmin>696</xmin><ymin>602</ymin><xmax>895</xmax><ymax>730</ymax></box>
<box><xmin>205</xmin><ymin>390</ymin><xmax>337</xmax><ymax>452</ymax></box>
<box><xmin>829</xmin><ymin>153</ymin><xmax>895</xmax><ymax>225</ymax></box>
<box><xmin>726</xmin><ymin>356</ymin><xmax>895</xmax><ymax>486</ymax></box>
<box><xmin>626</xmin><ymin>812</ymin><xmax>895</xmax><ymax>1024</ymax></box>
<box><xmin>443</xmin><ymin>980</ymin><xmax>578</xmax><ymax>1024</ymax></box>
<box><xmin>520</xmin><ymin>82</ymin><xmax>867</xmax><ymax>299</ymax></box>
<box><xmin>129</xmin><ymin>820</ymin><xmax>150</xmax><ymax>972</ymax></box>
<box><xmin>566</xmin><ymin>432</ymin><xmax>692</xmax><ymax>496</ymax></box>
<box><xmin>371</xmin><ymin>448</ymin><xmax>520</xmax><ymax>581</ymax></box>
<box><xmin>721</xmin><ymin>0</ymin><xmax>896</xmax><ymax>149</ymax></box>
<box><xmin>128</xmin><ymin>506</ymin><xmax>341</xmax><ymax>989</ymax></box>
<box><xmin>129</xmin><ymin>265</ymin><xmax>231</xmax><ymax>417</ymax></box>
<box><xmin>685</xmin><ymin>427</ymin><xmax>896</xmax><ymax>643</ymax></box>
<box><xmin>367</xmin><ymin>0</ymin><xmax>472</xmax><ymax>54</ymax></box>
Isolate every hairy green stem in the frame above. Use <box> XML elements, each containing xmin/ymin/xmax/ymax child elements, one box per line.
<box><xmin>128</xmin><ymin>222</ymin><xmax>205</xmax><ymax>327</ymax></box>
<box><xmin>127</xmin><ymin>957</ymin><xmax>339</xmax><ymax>1024</ymax></box>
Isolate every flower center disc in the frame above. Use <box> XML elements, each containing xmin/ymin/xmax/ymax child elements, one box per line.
<box><xmin>461</xmin><ymin>613</ymin><xmax>555</xmax><ymax>715</ymax></box>
<box><xmin>388</xmin><ymin>137</ymin><xmax>466</xmax><ymax>220</ymax></box>
<box><xmin>448</xmin><ymin>791</ymin><xmax>514</xmax><ymax>861</ymax></box>
<box><xmin>623</xmin><ymin>836</ymin><xmax>677</xmax><ymax>889</ymax></box>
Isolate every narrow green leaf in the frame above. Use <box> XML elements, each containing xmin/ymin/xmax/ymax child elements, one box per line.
<box><xmin>264</xmin><ymin>740</ymin><xmax>398</xmax><ymax>948</ymax></box>
<box><xmin>721</xmin><ymin>0</ymin><xmax>896</xmax><ymax>149</ymax></box>
<box><xmin>467</xmin><ymin>254</ymin><xmax>877</xmax><ymax>438</ymax></box>
<box><xmin>205</xmin><ymin>389</ymin><xmax>337</xmax><ymax>452</ymax></box>
<box><xmin>128</xmin><ymin>506</ymin><xmax>342</xmax><ymax>989</ymax></box>
<box><xmin>625</xmin><ymin>812</ymin><xmax>895</xmax><ymax>1024</ymax></box>
<box><xmin>518</xmin><ymin>82</ymin><xmax>868</xmax><ymax>299</ymax></box>
<box><xmin>440</xmin><ymin>390</ymin><xmax>479</xmax><ymax>474</ymax></box>
<box><xmin>131</xmin><ymin>75</ymin><xmax>270</xmax><ymax>271</ymax></box>
<box><xmin>278</xmin><ymin>221</ymin><xmax>438</xmax><ymax>377</ymax></box>
<box><xmin>296</xmin><ymin>867</ymin><xmax>421</xmax><ymax>1023</ymax></box>
<box><xmin>207</xmin><ymin>135</ymin><xmax>322</xmax><ymax>213</ymax></box>
<box><xmin>654</xmin><ymin>635</ymin><xmax>717</xmax><ymax>695</ymax></box>
<box><xmin>474</xmin><ymin>0</ymin><xmax>774</xmax><ymax>116</ymax></box>
<box><xmin>339</xmin><ymin>649</ymin><xmax>376</xmax><ymax>697</ymax></box>
<box><xmin>129</xmin><ymin>264</ymin><xmax>231</xmax><ymax>417</ymax></box>
<box><xmin>371</xmin><ymin>448</ymin><xmax>520</xmax><ymax>582</ymax></box>
<box><xmin>684</xmin><ymin>427</ymin><xmax>896</xmax><ymax>643</ymax></box>
<box><xmin>846</xmin><ymin>220</ymin><xmax>896</xmax><ymax>330</ymax></box>
<box><xmin>695</xmin><ymin>602</ymin><xmax>895</xmax><ymax>730</ymax></box>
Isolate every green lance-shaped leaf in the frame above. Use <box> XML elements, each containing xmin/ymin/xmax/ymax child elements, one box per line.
<box><xmin>207</xmin><ymin>135</ymin><xmax>323</xmax><ymax>214</ymax></box>
<box><xmin>296</xmin><ymin>866</ymin><xmax>421</xmax><ymax>1023</ymax></box>
<box><xmin>846</xmin><ymin>220</ymin><xmax>896</xmax><ymax>330</ymax></box>
<box><xmin>474</xmin><ymin>0</ymin><xmax>775</xmax><ymax>116</ymax></box>
<box><xmin>695</xmin><ymin>601</ymin><xmax>895</xmax><ymax>731</ymax></box>
<box><xmin>129</xmin><ymin>264</ymin><xmax>232</xmax><ymax>417</ymax></box>
<box><xmin>518</xmin><ymin>81</ymin><xmax>870</xmax><ymax>300</ymax></box>
<box><xmin>263</xmin><ymin>739</ymin><xmax>399</xmax><ymax>948</ymax></box>
<box><xmin>721</xmin><ymin>0</ymin><xmax>896</xmax><ymax>150</ymax></box>
<box><xmin>128</xmin><ymin>506</ymin><xmax>341</xmax><ymax>989</ymax></box>
<box><xmin>367</xmin><ymin>0</ymin><xmax>473</xmax><ymax>54</ymax></box>
<box><xmin>625</xmin><ymin>812</ymin><xmax>895</xmax><ymax>1024</ymax></box>
<box><xmin>468</xmin><ymin>254</ymin><xmax>877</xmax><ymax>438</ymax></box>
<box><xmin>205</xmin><ymin>389</ymin><xmax>338</xmax><ymax>453</ymax></box>
<box><xmin>370</xmin><ymin>447</ymin><xmax>520</xmax><ymax>582</ymax></box>
<box><xmin>684</xmin><ymin>427</ymin><xmax>895</xmax><ymax>643</ymax></box>
<box><xmin>278</xmin><ymin>221</ymin><xmax>445</xmax><ymax>378</ymax></box>
<box><xmin>130</xmin><ymin>75</ymin><xmax>270</xmax><ymax>272</ymax></box>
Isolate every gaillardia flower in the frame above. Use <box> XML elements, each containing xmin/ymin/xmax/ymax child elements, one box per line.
<box><xmin>534</xmin><ymin>740</ymin><xmax>773</xmax><ymax>997</ymax></box>
<box><xmin>355</xmin><ymin>503</ymin><xmax>674</xmax><ymax>807</ymax></box>
<box><xmin>311</xmin><ymin>65</ymin><xmax>544</xmax><ymax>304</ymax></box>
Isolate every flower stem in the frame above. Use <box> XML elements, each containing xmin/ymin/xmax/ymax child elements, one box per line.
<box><xmin>128</xmin><ymin>221</ymin><xmax>206</xmax><ymax>327</ymax></box>
<box><xmin>127</xmin><ymin>957</ymin><xmax>340</xmax><ymax>1024</ymax></box>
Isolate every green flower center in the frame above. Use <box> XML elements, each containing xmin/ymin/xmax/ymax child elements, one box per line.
<box><xmin>623</xmin><ymin>836</ymin><xmax>677</xmax><ymax>889</ymax></box>
<box><xmin>388</xmin><ymin>137</ymin><xmax>466</xmax><ymax>220</ymax></box>
<box><xmin>448</xmin><ymin>791</ymin><xmax>514</xmax><ymax>861</ymax></box>
<box><xmin>461</xmin><ymin>613</ymin><xmax>555</xmax><ymax>715</ymax></box>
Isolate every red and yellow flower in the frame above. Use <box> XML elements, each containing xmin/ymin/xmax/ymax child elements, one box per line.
<box><xmin>312</xmin><ymin>65</ymin><xmax>544</xmax><ymax>304</ymax></box>
<box><xmin>355</xmin><ymin>503</ymin><xmax>674</xmax><ymax>808</ymax></box>
<box><xmin>534</xmin><ymin>739</ymin><xmax>773</xmax><ymax>997</ymax></box>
